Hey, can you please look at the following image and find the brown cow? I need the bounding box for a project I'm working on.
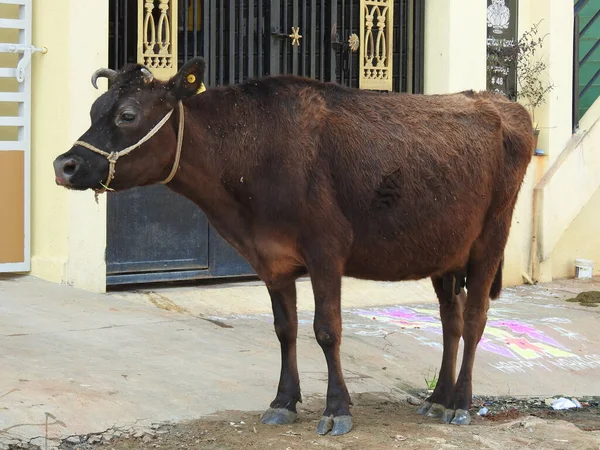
[53,58,533,436]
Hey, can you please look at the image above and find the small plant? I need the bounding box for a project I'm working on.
[424,367,438,391]
[487,20,555,130]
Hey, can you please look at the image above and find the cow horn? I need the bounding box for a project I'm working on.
[91,68,117,89]
[140,67,154,84]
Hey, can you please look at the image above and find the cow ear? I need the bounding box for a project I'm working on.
[169,57,206,100]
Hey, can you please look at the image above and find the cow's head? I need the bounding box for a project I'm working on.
[53,57,206,192]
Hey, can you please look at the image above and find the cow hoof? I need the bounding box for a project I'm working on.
[441,409,455,424]
[260,408,297,425]
[416,401,432,415]
[425,403,446,418]
[450,409,471,425]
[316,415,353,436]
[316,415,334,435]
[330,416,353,436]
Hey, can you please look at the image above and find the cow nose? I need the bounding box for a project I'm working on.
[61,158,80,177]
[53,155,83,184]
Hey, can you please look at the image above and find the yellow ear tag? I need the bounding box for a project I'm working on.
[186,74,196,84]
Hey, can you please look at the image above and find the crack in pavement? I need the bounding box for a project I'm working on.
[1,417,158,450]
[382,331,397,355]
[0,318,199,338]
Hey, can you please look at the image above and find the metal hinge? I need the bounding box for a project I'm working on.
[0,43,47,82]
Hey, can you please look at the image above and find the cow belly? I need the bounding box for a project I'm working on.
[343,213,481,281]
[344,239,471,281]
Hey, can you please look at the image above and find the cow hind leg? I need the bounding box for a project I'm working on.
[417,274,465,419]
[260,281,302,425]
[445,219,509,425]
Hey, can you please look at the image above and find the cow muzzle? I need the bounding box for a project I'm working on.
[53,154,85,188]
[71,101,185,193]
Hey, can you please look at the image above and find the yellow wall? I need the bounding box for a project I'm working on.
[552,185,600,278]
[502,163,536,286]
[512,1,600,284]
[517,1,574,165]
[507,1,593,285]
[31,0,108,292]
[505,1,579,286]
[424,0,487,93]
[545,34,600,279]
[535,97,600,281]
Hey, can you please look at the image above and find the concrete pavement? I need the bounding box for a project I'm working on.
[1,274,599,448]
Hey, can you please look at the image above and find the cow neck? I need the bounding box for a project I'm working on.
[167,135,252,256]
[165,93,255,244]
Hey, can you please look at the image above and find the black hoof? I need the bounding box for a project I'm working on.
[316,415,333,435]
[425,403,445,418]
[260,407,297,425]
[316,415,353,436]
[416,401,432,415]
[441,409,454,424]
[331,416,353,436]
[450,409,471,425]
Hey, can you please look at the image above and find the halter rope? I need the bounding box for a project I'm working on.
[74,100,185,191]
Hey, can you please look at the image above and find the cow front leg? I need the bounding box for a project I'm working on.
[310,267,352,436]
[260,281,302,425]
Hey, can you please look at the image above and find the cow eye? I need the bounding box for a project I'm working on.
[117,110,137,125]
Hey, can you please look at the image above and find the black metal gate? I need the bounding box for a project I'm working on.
[178,0,424,89]
[107,0,424,285]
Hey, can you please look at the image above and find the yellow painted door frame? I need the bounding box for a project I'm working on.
[138,0,179,80]
[359,0,394,91]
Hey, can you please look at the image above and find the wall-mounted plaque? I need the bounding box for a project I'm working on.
[486,0,519,100]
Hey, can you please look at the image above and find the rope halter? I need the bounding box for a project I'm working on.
[74,100,185,191]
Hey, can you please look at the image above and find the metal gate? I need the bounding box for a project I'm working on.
[106,0,424,285]
[0,0,44,273]
[180,0,424,90]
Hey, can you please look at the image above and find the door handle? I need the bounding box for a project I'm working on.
[0,44,48,82]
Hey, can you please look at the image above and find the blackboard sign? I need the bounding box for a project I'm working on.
[486,0,519,100]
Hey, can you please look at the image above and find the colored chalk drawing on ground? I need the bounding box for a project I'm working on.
[490,355,600,374]
[208,300,594,373]
[348,305,596,372]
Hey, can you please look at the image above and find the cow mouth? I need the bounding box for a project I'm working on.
[55,175,67,186]
[54,175,102,192]
[54,175,80,190]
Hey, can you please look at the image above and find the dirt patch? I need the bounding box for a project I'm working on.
[144,292,189,314]
[57,393,600,450]
[471,394,600,430]
[565,291,600,307]
[483,407,521,421]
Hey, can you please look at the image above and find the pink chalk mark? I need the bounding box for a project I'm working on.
[480,337,518,359]
[488,320,564,348]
